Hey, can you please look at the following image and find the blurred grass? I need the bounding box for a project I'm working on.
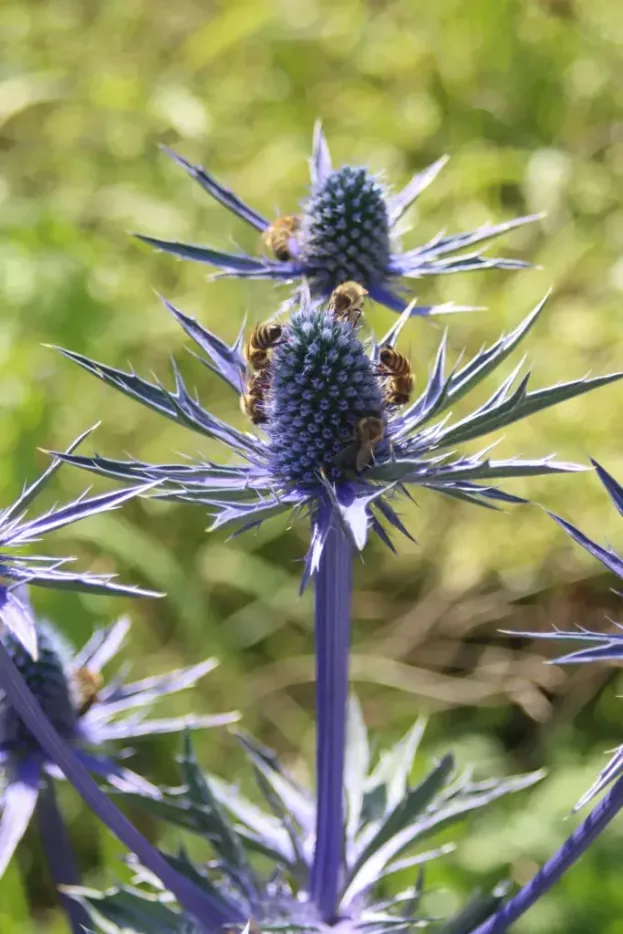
[1,0,623,931]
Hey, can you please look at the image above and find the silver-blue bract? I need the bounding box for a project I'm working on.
[52,292,620,587]
[505,461,623,811]
[136,123,539,316]
[0,429,159,658]
[0,597,237,882]
[66,710,543,934]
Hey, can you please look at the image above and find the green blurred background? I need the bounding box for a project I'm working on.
[1,0,623,930]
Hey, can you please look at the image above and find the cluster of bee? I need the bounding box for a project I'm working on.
[73,666,103,717]
[261,215,301,262]
[241,322,283,424]
[239,280,414,478]
[341,348,412,472]
[324,281,414,473]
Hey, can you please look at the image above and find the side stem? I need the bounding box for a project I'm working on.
[36,779,91,934]
[470,775,623,934]
[310,525,353,922]
[0,641,241,932]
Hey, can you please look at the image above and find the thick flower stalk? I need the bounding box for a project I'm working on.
[311,524,353,919]
[137,123,539,315]
[0,428,159,658]
[0,593,238,930]
[470,462,623,934]
[67,711,544,934]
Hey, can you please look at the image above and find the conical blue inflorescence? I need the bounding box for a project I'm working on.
[268,307,387,486]
[0,624,76,757]
[303,166,391,293]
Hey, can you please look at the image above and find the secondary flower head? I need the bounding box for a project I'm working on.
[68,711,542,934]
[137,123,539,316]
[0,430,159,659]
[53,290,621,587]
[506,462,623,811]
[0,595,238,879]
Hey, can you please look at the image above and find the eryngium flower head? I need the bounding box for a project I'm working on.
[68,713,541,934]
[136,123,539,316]
[0,622,76,755]
[302,165,391,293]
[0,595,238,878]
[53,291,621,587]
[269,308,386,485]
[505,462,623,811]
[0,429,160,658]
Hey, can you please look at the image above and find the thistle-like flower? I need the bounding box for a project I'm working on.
[137,124,539,316]
[0,596,237,929]
[51,287,621,921]
[0,430,159,659]
[67,711,543,934]
[52,291,620,579]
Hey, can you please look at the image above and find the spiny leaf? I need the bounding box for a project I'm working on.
[349,755,454,889]
[67,885,190,934]
[179,733,253,885]
[434,882,511,934]
[345,695,370,841]
[433,371,623,450]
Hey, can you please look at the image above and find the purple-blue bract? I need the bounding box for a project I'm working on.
[0,430,159,658]
[52,291,621,590]
[135,123,539,317]
[505,461,623,811]
[0,596,236,880]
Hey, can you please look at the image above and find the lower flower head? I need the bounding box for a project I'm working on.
[0,624,76,757]
[302,166,391,295]
[267,305,387,486]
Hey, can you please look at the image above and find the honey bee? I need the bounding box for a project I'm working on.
[327,281,368,327]
[261,215,301,262]
[74,666,103,717]
[241,371,270,424]
[378,346,414,406]
[244,323,283,373]
[353,415,385,471]
[337,415,385,473]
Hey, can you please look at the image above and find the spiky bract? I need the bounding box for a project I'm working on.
[135,125,539,317]
[69,715,542,934]
[52,292,623,581]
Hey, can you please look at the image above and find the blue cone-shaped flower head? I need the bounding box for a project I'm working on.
[0,428,161,658]
[269,307,387,485]
[53,290,622,587]
[0,593,238,879]
[0,623,76,758]
[136,123,540,316]
[504,462,623,811]
[302,165,391,294]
